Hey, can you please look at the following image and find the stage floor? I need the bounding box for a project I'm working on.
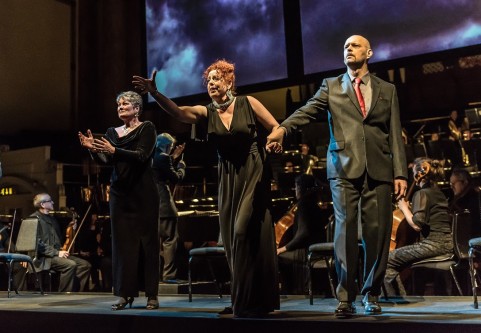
[1,291,481,333]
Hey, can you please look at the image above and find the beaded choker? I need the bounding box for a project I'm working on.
[212,90,235,111]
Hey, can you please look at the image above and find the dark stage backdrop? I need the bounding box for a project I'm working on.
[300,0,481,75]
[145,0,288,99]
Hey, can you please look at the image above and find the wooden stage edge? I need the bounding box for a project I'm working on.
[1,292,481,333]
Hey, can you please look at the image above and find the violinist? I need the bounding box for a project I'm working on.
[384,158,452,296]
[30,193,91,292]
[277,174,326,294]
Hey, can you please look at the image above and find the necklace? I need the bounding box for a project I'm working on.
[212,90,235,111]
[123,123,139,134]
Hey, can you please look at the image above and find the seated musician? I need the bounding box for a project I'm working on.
[30,193,91,292]
[277,174,326,294]
[76,213,113,291]
[300,143,318,175]
[449,168,481,237]
[384,157,452,296]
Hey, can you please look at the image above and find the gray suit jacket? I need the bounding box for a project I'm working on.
[282,73,407,182]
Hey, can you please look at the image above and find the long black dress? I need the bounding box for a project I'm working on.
[102,121,160,298]
[202,96,279,317]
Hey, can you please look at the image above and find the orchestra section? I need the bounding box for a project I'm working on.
[1,109,481,293]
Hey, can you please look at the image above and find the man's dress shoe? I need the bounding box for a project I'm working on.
[335,301,356,317]
[362,295,382,315]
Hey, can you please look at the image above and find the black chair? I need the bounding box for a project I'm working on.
[187,241,229,302]
[410,210,472,296]
[0,217,44,297]
[306,215,364,304]
[468,237,481,308]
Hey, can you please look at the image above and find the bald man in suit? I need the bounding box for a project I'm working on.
[267,35,408,317]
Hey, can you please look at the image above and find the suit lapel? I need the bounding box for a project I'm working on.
[369,75,381,114]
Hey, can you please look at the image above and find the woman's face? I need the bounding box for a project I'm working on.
[117,97,139,121]
[206,70,231,101]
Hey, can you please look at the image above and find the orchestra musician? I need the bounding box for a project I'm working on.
[384,158,452,296]
[449,168,481,237]
[277,174,326,294]
[300,143,319,175]
[76,213,113,292]
[447,110,468,167]
[152,133,186,283]
[30,193,91,292]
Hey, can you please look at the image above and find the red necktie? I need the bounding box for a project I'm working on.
[354,77,366,118]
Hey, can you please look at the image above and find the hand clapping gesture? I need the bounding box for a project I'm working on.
[78,130,115,154]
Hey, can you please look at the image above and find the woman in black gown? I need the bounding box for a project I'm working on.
[133,60,281,318]
[78,91,160,310]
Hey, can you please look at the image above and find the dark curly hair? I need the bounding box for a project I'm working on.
[413,157,445,185]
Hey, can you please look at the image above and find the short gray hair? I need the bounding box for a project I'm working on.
[116,91,143,115]
[33,193,50,208]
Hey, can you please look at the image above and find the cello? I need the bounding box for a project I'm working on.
[275,202,297,248]
[390,162,430,251]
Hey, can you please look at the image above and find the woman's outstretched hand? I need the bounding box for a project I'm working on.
[78,129,95,150]
[132,70,158,95]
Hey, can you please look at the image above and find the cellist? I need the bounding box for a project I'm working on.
[384,158,453,296]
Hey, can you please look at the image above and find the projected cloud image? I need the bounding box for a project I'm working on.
[300,0,481,75]
[146,0,287,98]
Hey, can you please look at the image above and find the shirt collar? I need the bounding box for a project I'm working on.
[348,72,370,85]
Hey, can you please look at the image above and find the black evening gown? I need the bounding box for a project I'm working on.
[103,121,160,298]
[203,96,279,316]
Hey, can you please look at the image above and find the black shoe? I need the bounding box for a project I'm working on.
[146,296,159,310]
[218,306,233,315]
[362,295,382,315]
[111,297,134,311]
[335,301,356,317]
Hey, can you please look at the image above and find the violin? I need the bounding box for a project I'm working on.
[62,209,78,252]
[61,205,92,253]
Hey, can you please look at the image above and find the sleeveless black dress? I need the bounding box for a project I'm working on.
[203,96,279,316]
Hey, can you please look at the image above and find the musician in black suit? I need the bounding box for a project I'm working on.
[152,133,186,282]
[30,193,91,292]
[268,35,408,316]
